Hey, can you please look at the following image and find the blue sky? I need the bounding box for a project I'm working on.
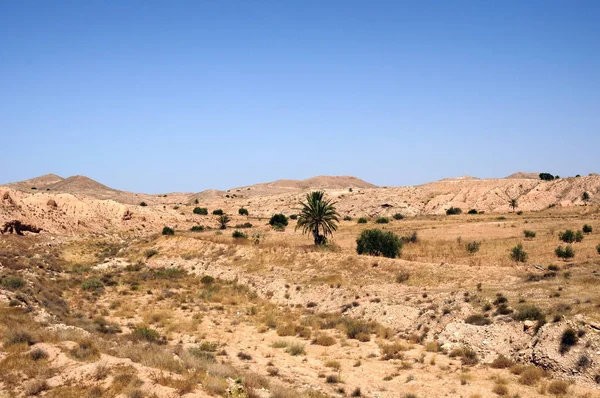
[1,1,599,193]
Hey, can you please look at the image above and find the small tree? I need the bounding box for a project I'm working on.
[232,230,247,239]
[582,224,592,234]
[582,192,590,202]
[238,208,249,216]
[555,245,575,260]
[539,173,555,181]
[510,244,527,263]
[212,209,224,215]
[509,198,518,212]
[218,215,230,230]
[139,202,148,207]
[269,214,289,229]
[162,226,175,236]
[193,207,208,215]
[295,191,339,245]
[467,209,478,215]
[356,229,402,258]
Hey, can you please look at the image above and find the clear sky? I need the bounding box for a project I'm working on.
[1,1,599,193]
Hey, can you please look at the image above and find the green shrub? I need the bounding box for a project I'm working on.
[465,241,481,254]
[193,207,208,215]
[555,245,575,260]
[194,199,199,204]
[139,202,148,206]
[212,209,224,215]
[357,217,367,224]
[289,214,298,220]
[343,216,352,221]
[1,276,25,290]
[559,328,577,353]
[82,278,103,291]
[162,226,175,235]
[446,207,462,215]
[132,326,161,343]
[597,244,600,255]
[558,229,582,243]
[144,249,159,258]
[583,224,592,234]
[539,173,555,181]
[523,230,536,238]
[238,208,249,216]
[234,222,253,229]
[467,209,478,215]
[582,191,590,202]
[510,244,527,263]
[190,225,204,232]
[269,214,288,228]
[201,275,214,284]
[375,217,389,224]
[356,229,403,258]
[402,231,418,244]
[513,305,545,323]
[393,213,404,220]
[232,230,247,239]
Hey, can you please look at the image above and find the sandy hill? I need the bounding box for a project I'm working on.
[7,173,64,190]
[438,175,480,182]
[505,172,540,179]
[231,175,377,197]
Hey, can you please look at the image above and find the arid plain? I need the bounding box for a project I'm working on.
[1,173,599,398]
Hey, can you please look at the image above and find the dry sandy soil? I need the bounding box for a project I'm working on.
[1,173,599,398]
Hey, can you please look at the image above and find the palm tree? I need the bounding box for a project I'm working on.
[509,198,518,212]
[296,191,340,245]
[218,215,230,230]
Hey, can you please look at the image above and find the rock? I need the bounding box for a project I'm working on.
[523,320,535,330]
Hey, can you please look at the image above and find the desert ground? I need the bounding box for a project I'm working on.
[1,173,599,398]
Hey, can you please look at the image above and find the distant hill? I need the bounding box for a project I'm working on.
[230,175,377,197]
[7,173,64,190]
[505,172,540,180]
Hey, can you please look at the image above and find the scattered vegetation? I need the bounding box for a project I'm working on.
[555,245,575,260]
[375,217,389,224]
[295,191,339,245]
[212,209,224,215]
[510,244,527,263]
[357,217,367,224]
[446,207,462,215]
[232,230,247,239]
[582,224,592,234]
[193,207,208,215]
[162,226,175,235]
[218,215,231,229]
[393,213,404,220]
[269,213,289,229]
[465,241,481,254]
[238,207,249,216]
[523,230,536,239]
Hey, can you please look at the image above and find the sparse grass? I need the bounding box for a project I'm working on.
[286,343,306,356]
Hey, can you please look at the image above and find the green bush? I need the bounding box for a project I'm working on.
[467,209,478,215]
[232,230,247,239]
[81,278,103,291]
[558,229,583,243]
[212,209,224,215]
[193,207,208,215]
[523,230,536,239]
[238,208,249,216]
[139,202,148,207]
[539,173,555,181]
[513,305,546,323]
[357,217,367,224]
[200,275,214,284]
[343,216,352,221]
[289,214,298,220]
[597,244,600,255]
[269,214,288,228]
[465,241,481,254]
[559,328,577,353]
[1,276,25,290]
[356,229,403,258]
[402,231,418,244]
[162,226,175,235]
[583,224,592,234]
[132,326,161,343]
[190,225,204,232]
[582,191,590,201]
[392,213,404,220]
[375,217,389,224]
[234,222,253,229]
[510,244,527,263]
[555,245,575,260]
[446,207,462,215]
